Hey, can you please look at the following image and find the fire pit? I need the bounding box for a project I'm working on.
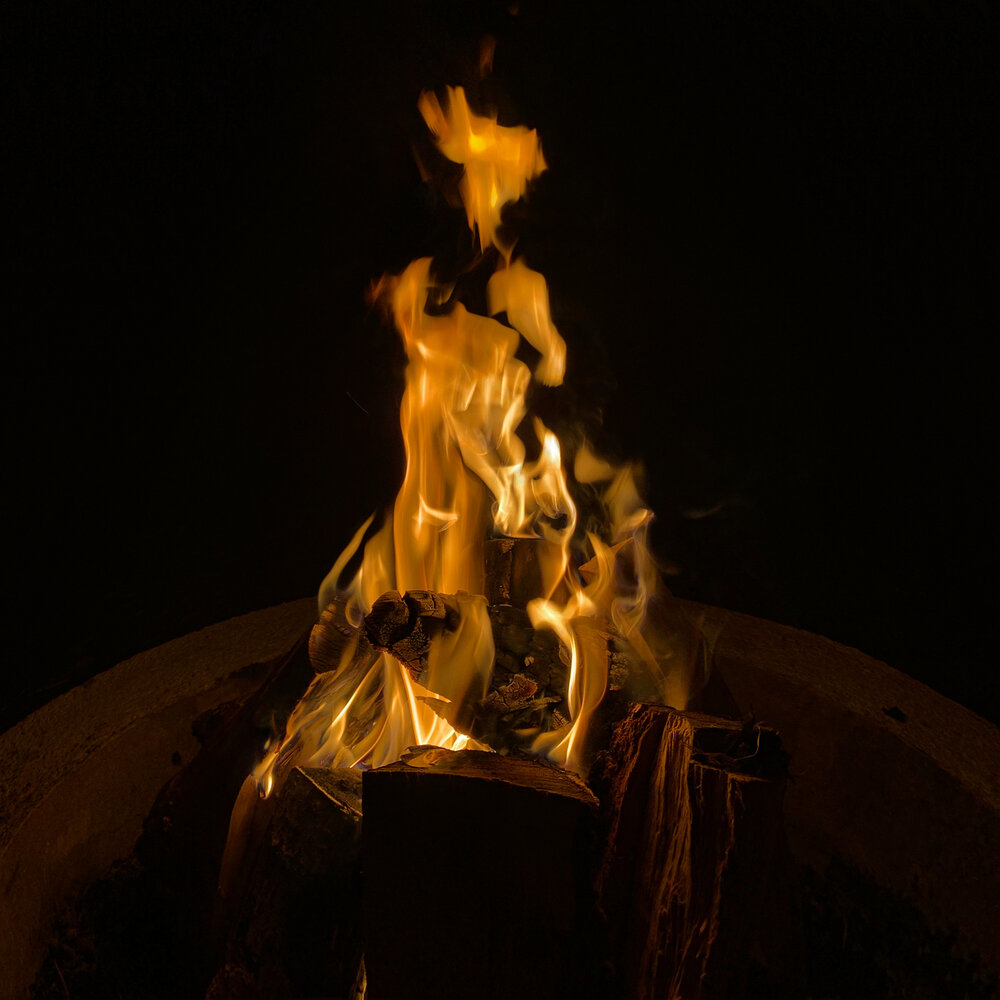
[7,62,997,1000]
[2,599,998,999]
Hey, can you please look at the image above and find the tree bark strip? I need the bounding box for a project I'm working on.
[594,705,788,1000]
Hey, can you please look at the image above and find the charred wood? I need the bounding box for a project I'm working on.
[362,748,605,1000]
[364,589,460,674]
[594,705,789,1000]
[309,591,598,739]
[308,597,375,675]
[207,767,363,1000]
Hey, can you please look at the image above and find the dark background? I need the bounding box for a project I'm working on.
[6,1,997,731]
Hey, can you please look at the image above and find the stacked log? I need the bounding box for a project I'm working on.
[207,537,791,997]
[209,703,789,999]
[354,710,788,999]
[594,705,789,999]
[362,748,604,1000]
[207,767,364,1000]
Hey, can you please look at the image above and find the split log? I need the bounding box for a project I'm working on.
[594,705,788,1000]
[207,766,363,1000]
[362,748,606,1000]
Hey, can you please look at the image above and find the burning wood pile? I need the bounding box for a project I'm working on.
[197,73,792,1000]
[210,671,787,1000]
[16,69,790,1000]
[16,43,1000,1000]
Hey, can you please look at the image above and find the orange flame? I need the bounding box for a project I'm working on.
[255,84,673,791]
[418,87,547,254]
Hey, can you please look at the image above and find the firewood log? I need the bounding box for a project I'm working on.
[207,766,363,1000]
[362,748,606,1000]
[594,705,789,1000]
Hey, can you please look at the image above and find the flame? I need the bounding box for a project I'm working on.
[255,83,678,792]
[418,87,546,254]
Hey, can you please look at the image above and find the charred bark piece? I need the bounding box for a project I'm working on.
[362,749,605,1000]
[479,671,540,711]
[207,767,363,1000]
[594,705,788,1000]
[361,589,460,676]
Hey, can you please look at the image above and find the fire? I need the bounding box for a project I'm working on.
[255,84,666,792]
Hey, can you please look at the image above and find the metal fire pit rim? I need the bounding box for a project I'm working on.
[0,597,317,854]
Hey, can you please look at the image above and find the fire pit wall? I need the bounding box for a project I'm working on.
[1,597,998,998]
[0,599,316,1000]
[695,600,1000,975]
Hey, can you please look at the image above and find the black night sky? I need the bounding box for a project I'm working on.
[7,1,997,730]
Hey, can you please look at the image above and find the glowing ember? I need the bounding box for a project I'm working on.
[255,83,665,792]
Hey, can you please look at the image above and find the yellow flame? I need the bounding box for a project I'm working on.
[418,87,546,253]
[255,83,681,791]
[488,259,566,386]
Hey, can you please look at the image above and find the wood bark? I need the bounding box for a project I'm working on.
[362,748,606,1000]
[594,704,788,1000]
[207,766,364,1000]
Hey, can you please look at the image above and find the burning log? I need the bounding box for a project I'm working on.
[310,591,570,712]
[309,586,657,764]
[364,588,460,674]
[309,591,457,676]
[208,766,363,1000]
[362,748,606,1000]
[594,704,789,1000]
